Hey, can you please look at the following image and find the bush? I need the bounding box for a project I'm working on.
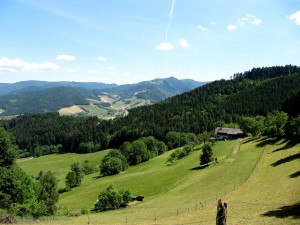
[65,171,77,189]
[94,185,132,211]
[82,160,97,175]
[100,157,123,176]
[166,144,194,164]
[100,150,128,176]
[128,140,149,165]
[65,163,84,189]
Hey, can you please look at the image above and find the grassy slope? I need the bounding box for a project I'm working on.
[17,138,300,225]
[154,137,300,225]
[17,150,110,190]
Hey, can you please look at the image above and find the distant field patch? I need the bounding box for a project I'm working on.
[80,104,108,115]
[58,105,83,115]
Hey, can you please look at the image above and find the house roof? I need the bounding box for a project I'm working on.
[215,127,244,135]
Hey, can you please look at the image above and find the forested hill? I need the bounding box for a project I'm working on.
[113,65,300,140]
[0,87,92,116]
[0,77,205,116]
[3,65,300,155]
[0,80,118,96]
[93,77,207,103]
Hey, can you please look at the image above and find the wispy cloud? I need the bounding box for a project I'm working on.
[156,0,176,51]
[165,0,176,41]
[0,57,60,72]
[179,39,189,48]
[169,0,176,18]
[289,11,300,25]
[56,54,75,61]
[228,14,262,31]
[155,42,174,51]
[227,24,237,31]
[198,25,208,32]
[238,14,262,26]
[97,56,107,62]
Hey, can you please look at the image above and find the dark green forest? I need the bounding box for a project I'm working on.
[2,65,300,157]
[0,87,91,116]
[0,77,205,116]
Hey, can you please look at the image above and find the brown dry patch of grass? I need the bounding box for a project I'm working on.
[59,105,83,115]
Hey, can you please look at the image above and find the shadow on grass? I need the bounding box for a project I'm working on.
[190,165,209,170]
[93,175,104,179]
[262,202,300,219]
[290,171,300,178]
[256,137,281,148]
[272,138,300,153]
[241,136,261,144]
[271,152,300,167]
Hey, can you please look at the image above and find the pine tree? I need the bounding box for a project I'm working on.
[200,144,213,166]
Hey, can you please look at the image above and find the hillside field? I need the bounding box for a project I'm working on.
[17,138,300,224]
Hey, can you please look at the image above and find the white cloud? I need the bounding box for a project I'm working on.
[179,39,189,48]
[198,25,208,31]
[56,54,75,61]
[289,11,300,25]
[252,18,262,25]
[0,57,60,72]
[237,14,262,26]
[155,42,174,51]
[228,14,262,31]
[97,56,107,62]
[227,24,237,31]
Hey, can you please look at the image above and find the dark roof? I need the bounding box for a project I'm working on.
[215,127,244,135]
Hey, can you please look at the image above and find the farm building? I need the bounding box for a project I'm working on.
[215,127,244,140]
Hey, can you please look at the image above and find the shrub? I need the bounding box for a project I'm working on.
[100,150,128,176]
[82,160,97,175]
[94,185,132,211]
[100,157,123,176]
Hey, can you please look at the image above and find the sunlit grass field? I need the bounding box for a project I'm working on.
[17,138,300,224]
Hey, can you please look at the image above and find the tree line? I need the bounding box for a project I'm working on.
[0,127,59,218]
[2,65,300,158]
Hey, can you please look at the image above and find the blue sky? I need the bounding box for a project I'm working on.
[0,0,299,84]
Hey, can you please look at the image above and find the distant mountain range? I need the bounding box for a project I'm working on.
[0,77,208,117]
[0,81,118,96]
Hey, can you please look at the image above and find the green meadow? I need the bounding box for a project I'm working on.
[17,138,300,225]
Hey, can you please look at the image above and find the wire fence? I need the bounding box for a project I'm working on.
[39,196,300,225]
[15,143,300,225]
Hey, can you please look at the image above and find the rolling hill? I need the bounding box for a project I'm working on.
[17,137,300,224]
[0,80,118,96]
[3,65,300,155]
[0,77,206,117]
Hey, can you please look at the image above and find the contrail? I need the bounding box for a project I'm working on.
[165,0,176,41]
[169,0,176,18]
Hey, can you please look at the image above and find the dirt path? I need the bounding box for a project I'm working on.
[232,139,242,155]
[225,139,242,163]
